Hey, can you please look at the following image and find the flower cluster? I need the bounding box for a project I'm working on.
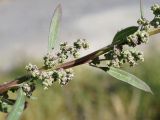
[44,39,89,68]
[39,68,73,89]
[25,64,40,77]
[25,39,89,91]
[137,18,150,31]
[151,4,160,16]
[92,45,144,68]
[110,47,143,67]
[25,64,74,90]
[91,18,151,69]
[43,54,57,68]
[127,30,149,47]
[151,4,160,28]
[22,83,35,97]
[56,68,74,85]
[128,4,160,47]
[121,49,144,66]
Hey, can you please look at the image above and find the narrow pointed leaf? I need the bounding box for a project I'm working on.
[48,4,62,51]
[112,26,138,44]
[100,67,153,93]
[140,0,144,19]
[7,88,26,120]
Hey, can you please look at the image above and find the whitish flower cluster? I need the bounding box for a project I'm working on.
[56,68,74,85]
[91,12,153,69]
[127,30,149,47]
[25,63,74,90]
[25,63,40,77]
[43,54,57,68]
[121,49,144,66]
[137,18,150,31]
[43,39,89,68]
[25,39,88,90]
[151,4,160,28]
[39,68,73,89]
[92,45,144,68]
[90,4,160,70]
[151,4,160,16]
[22,83,35,97]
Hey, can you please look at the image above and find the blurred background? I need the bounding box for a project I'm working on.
[0,0,160,120]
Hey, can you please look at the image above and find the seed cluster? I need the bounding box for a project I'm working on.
[25,39,89,92]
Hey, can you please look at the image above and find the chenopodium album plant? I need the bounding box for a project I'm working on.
[0,2,160,120]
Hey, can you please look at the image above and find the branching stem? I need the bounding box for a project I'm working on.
[0,28,159,93]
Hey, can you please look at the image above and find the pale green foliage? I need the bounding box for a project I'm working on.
[107,67,152,93]
[48,4,62,52]
[7,88,26,120]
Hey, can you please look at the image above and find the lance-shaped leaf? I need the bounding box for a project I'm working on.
[112,26,138,44]
[7,88,26,120]
[100,67,153,94]
[140,0,144,19]
[48,4,62,52]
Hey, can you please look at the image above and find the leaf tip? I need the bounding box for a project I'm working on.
[48,3,62,52]
[55,4,62,14]
[146,87,154,95]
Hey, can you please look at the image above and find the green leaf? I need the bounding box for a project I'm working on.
[140,0,144,19]
[100,67,153,94]
[112,26,138,44]
[7,88,26,120]
[48,4,62,52]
